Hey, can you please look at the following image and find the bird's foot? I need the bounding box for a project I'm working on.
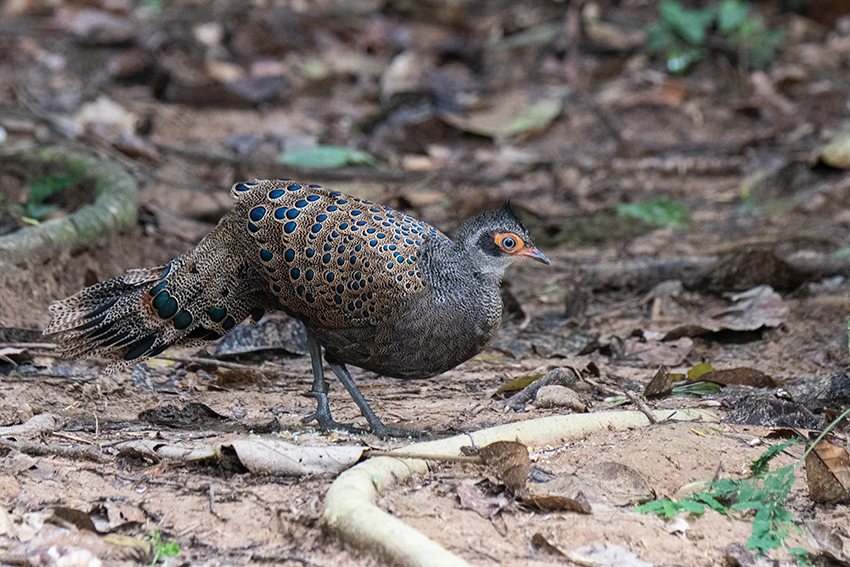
[301,391,368,434]
[302,391,426,439]
[369,423,428,440]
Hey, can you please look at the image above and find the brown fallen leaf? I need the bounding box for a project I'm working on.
[622,337,693,367]
[478,440,530,496]
[644,365,673,397]
[578,462,655,506]
[456,480,511,519]
[531,533,566,557]
[522,476,592,513]
[698,367,775,389]
[806,440,850,503]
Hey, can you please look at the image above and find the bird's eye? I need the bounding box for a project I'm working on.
[495,232,523,253]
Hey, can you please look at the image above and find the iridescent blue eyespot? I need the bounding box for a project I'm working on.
[326,273,335,282]
[295,200,308,208]
[297,285,305,295]
[305,293,315,303]
[284,222,297,233]
[173,309,193,330]
[260,249,273,262]
[334,295,342,304]
[248,222,260,233]
[152,290,170,310]
[284,249,295,262]
[340,223,348,229]
[311,224,322,233]
[274,208,287,220]
[290,268,300,279]
[323,253,331,263]
[351,210,361,216]
[149,281,167,296]
[337,257,345,266]
[306,248,315,257]
[377,233,386,238]
[208,306,227,323]
[336,284,344,293]
[357,221,366,226]
[158,297,178,319]
[307,195,320,202]
[387,263,393,269]
[306,270,314,281]
[369,240,377,246]
[269,189,285,199]
[288,185,302,191]
[234,182,252,192]
[250,207,266,222]
[317,214,328,222]
[331,192,342,197]
[366,228,376,234]
[328,206,338,212]
[310,185,323,189]
[337,199,348,204]
[286,209,300,219]
[337,245,346,253]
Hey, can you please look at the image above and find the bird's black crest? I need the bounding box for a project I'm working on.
[501,200,519,222]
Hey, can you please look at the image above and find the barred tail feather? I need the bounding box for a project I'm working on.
[44,222,272,371]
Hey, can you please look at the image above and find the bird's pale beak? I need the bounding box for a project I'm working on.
[522,245,550,265]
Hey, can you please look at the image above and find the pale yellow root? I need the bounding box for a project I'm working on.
[323,409,721,567]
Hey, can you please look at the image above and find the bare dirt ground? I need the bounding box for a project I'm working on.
[2,0,850,565]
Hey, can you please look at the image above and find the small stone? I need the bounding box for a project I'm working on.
[535,385,586,411]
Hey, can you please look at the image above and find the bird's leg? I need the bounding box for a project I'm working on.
[301,330,364,433]
[329,362,426,440]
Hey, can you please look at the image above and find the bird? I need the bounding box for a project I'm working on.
[44,179,550,438]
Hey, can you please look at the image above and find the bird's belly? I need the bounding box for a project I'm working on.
[314,307,501,379]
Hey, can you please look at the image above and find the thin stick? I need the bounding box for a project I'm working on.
[626,390,657,424]
[365,450,484,464]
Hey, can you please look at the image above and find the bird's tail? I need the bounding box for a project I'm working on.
[44,219,273,371]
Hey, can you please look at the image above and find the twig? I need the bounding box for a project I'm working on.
[583,377,627,398]
[52,431,94,445]
[0,438,109,463]
[625,390,657,424]
[365,449,484,464]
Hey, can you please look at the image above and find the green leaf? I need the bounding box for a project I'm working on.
[28,174,76,204]
[660,1,713,44]
[671,381,721,397]
[687,362,715,380]
[277,146,377,169]
[616,198,689,229]
[717,0,751,33]
[749,439,796,477]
